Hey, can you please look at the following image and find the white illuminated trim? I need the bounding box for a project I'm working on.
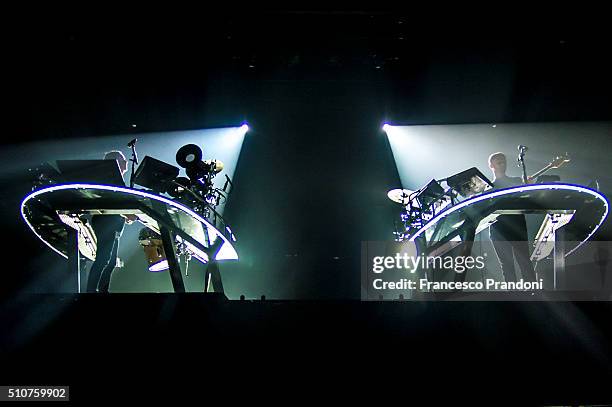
[451,220,466,229]
[149,260,169,272]
[184,240,209,263]
[408,183,609,257]
[21,183,239,261]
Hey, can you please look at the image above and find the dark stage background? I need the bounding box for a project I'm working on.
[3,14,612,299]
[1,12,612,402]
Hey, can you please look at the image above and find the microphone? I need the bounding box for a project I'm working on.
[127,138,139,166]
[223,174,233,193]
[518,144,528,152]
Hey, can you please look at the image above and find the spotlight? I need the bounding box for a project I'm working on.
[382,123,391,132]
[240,123,249,133]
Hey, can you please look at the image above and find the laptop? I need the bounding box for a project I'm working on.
[56,160,126,187]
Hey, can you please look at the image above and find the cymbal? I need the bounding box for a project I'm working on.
[204,159,224,174]
[387,188,414,205]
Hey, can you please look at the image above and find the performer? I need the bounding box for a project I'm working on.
[87,150,136,293]
[487,152,536,282]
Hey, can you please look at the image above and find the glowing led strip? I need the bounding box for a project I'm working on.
[149,260,169,272]
[408,183,609,257]
[21,183,238,261]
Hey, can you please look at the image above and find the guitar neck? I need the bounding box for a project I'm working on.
[530,164,553,180]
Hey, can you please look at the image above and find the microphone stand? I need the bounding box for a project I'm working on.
[128,140,139,188]
[517,145,528,184]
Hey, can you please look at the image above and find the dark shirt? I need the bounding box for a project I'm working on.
[492,175,523,190]
[490,175,527,239]
[91,169,126,235]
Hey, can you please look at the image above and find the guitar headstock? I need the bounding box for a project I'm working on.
[550,153,570,169]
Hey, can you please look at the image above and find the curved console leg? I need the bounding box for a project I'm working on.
[204,261,224,294]
[554,227,566,290]
[159,224,185,293]
[203,238,225,294]
[66,226,81,293]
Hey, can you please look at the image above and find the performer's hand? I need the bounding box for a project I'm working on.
[526,176,535,184]
[123,214,138,224]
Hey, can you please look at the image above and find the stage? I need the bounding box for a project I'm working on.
[4,11,612,404]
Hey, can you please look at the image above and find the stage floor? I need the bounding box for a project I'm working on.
[1,294,611,402]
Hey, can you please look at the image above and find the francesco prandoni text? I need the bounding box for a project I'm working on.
[373,278,544,291]
[371,254,543,290]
